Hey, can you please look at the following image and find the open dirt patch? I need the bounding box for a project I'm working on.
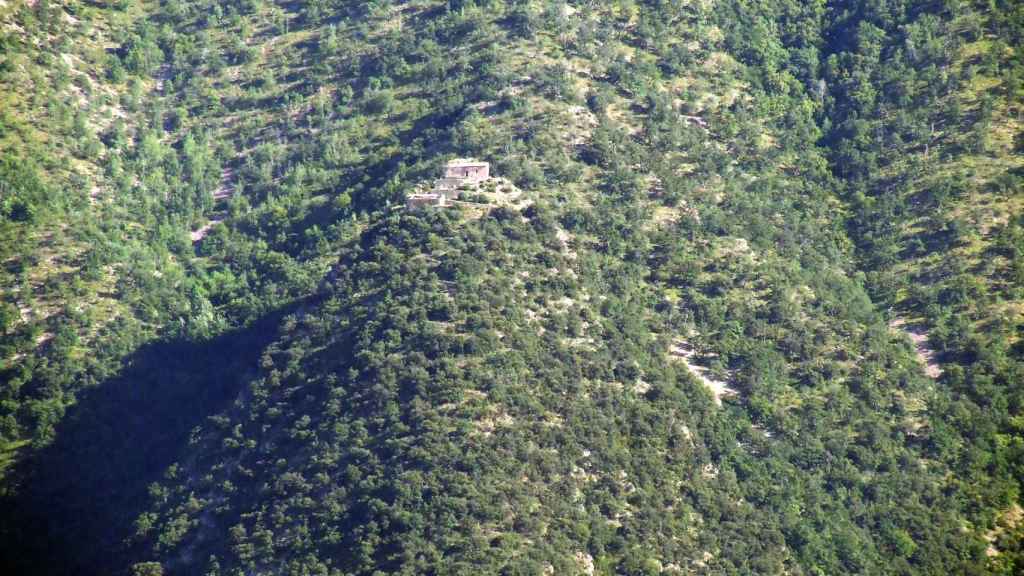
[985,503,1023,557]
[890,318,943,379]
[669,338,735,405]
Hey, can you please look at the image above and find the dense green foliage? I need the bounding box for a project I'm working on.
[1,0,1022,574]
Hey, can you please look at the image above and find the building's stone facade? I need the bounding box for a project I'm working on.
[444,159,490,181]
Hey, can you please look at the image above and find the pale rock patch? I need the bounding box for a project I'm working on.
[669,338,735,405]
[890,318,943,379]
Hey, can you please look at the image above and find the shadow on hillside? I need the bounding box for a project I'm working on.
[0,302,305,576]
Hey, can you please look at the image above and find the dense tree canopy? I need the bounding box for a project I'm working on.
[0,0,1021,574]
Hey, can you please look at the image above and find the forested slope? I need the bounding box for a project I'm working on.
[0,0,237,475]
[1,0,1022,574]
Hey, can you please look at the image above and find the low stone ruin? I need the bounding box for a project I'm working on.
[406,158,491,210]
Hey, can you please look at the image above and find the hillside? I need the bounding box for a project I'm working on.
[1,0,1022,574]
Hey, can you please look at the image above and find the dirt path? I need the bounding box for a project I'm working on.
[555,226,576,260]
[890,318,943,379]
[669,338,735,405]
[154,63,172,94]
[213,167,234,201]
[190,216,224,242]
[192,168,234,243]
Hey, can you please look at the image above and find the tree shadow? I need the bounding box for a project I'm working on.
[0,302,304,575]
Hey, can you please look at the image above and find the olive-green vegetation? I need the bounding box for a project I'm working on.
[0,0,1022,574]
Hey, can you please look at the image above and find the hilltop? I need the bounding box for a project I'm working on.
[0,0,1022,574]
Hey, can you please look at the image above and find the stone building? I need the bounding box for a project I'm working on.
[444,159,490,181]
[433,177,464,197]
[407,158,492,210]
[406,193,445,210]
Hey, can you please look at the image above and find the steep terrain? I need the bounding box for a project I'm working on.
[0,0,229,475]
[1,0,1023,574]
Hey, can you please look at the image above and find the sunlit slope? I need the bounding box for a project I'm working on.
[0,0,1022,574]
